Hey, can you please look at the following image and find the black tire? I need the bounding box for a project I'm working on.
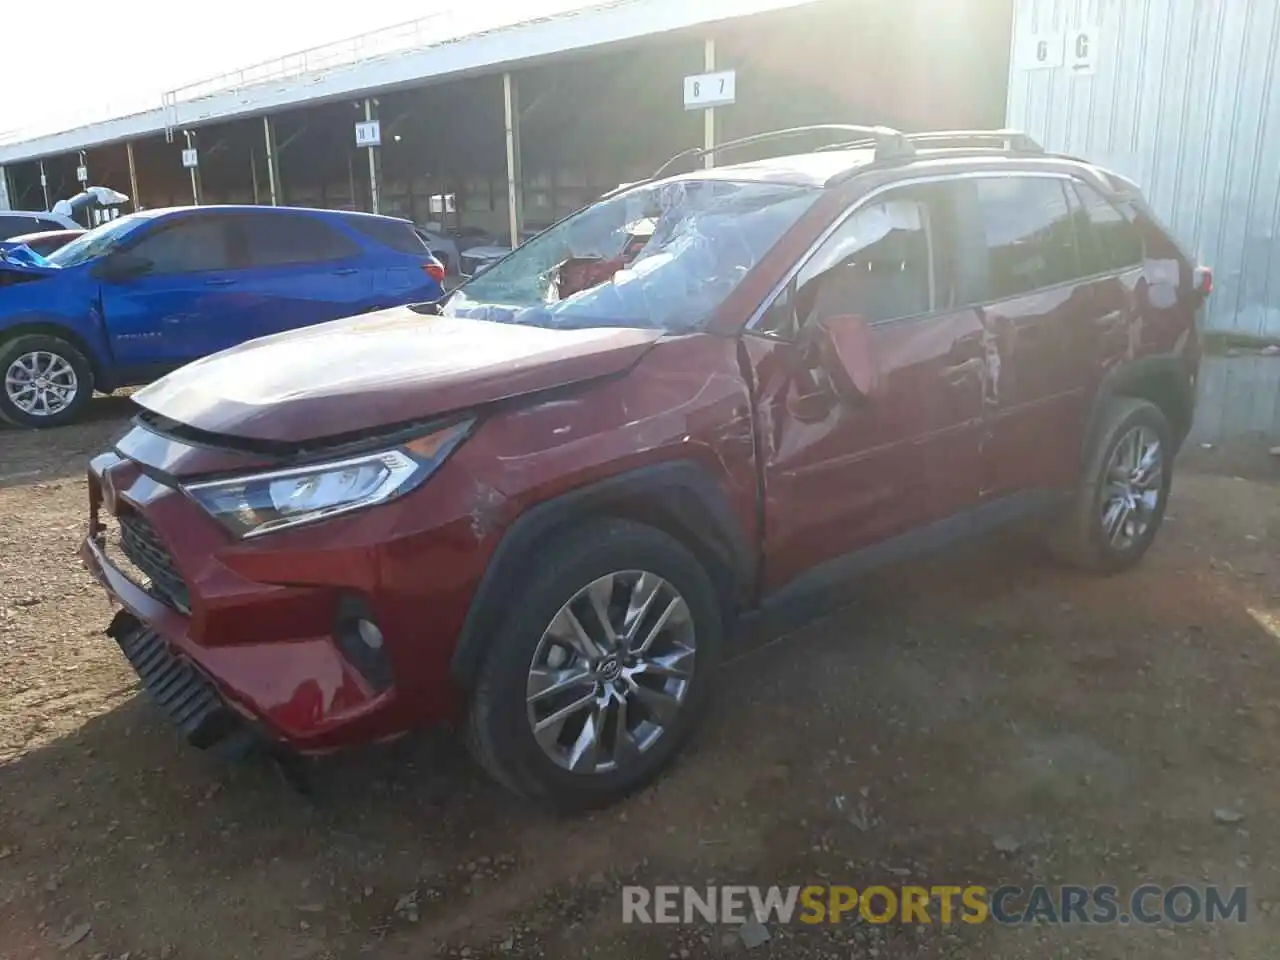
[466,518,723,811]
[0,334,94,429]
[1050,397,1174,573]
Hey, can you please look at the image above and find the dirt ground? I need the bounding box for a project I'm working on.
[1,397,1278,960]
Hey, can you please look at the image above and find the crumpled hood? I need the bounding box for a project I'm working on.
[132,305,663,444]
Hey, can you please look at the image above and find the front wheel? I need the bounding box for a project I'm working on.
[0,334,94,429]
[1050,397,1173,573]
[466,519,723,811]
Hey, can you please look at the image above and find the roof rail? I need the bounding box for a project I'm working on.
[650,124,914,179]
[817,128,1044,155]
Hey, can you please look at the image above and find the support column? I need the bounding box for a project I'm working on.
[184,132,201,206]
[263,115,280,206]
[38,160,50,210]
[126,142,141,211]
[703,39,716,169]
[502,71,523,250]
[364,98,380,215]
[250,146,260,205]
[0,166,11,211]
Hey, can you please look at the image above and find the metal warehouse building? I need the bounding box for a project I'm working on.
[0,0,1012,245]
[3,0,1279,351]
[1008,0,1280,344]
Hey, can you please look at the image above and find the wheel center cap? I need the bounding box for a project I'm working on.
[597,656,621,681]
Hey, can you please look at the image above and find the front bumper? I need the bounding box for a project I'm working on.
[80,449,451,755]
[105,608,249,754]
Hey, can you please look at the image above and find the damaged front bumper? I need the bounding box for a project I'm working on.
[105,609,255,757]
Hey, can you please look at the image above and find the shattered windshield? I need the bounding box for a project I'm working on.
[46,213,152,268]
[444,179,819,332]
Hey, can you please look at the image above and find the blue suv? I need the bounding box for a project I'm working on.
[0,205,445,428]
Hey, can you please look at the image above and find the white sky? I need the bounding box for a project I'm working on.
[3,1,455,137]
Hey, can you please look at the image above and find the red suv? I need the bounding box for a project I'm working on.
[82,127,1209,809]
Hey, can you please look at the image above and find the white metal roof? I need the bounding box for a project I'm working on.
[0,0,820,166]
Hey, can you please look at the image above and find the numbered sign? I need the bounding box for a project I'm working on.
[1068,28,1099,74]
[1015,32,1065,70]
[355,120,382,148]
[684,70,736,110]
[181,148,199,169]
[76,165,88,183]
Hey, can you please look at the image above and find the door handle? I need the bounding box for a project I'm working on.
[941,357,984,386]
[332,268,359,276]
[204,277,236,287]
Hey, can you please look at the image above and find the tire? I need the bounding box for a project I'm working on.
[466,518,724,811]
[1049,397,1174,573]
[0,334,94,429]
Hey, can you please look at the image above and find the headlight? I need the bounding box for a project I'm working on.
[184,419,473,538]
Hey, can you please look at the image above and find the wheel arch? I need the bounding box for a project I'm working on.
[449,460,754,688]
[0,320,106,391]
[1085,355,1195,458]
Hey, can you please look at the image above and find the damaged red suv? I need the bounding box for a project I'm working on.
[83,127,1209,809]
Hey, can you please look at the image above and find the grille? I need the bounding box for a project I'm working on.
[113,511,191,613]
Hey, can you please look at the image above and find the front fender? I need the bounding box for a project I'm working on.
[449,459,753,687]
[0,271,115,381]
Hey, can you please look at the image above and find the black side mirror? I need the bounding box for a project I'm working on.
[93,251,152,281]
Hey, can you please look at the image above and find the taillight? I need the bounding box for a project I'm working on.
[423,261,446,284]
[1194,265,1213,296]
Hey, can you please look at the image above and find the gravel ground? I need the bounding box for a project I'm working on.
[1,397,1278,960]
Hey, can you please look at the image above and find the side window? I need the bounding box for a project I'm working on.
[37,218,67,232]
[0,216,35,239]
[1071,182,1144,274]
[129,217,235,274]
[975,177,1079,298]
[241,214,359,267]
[761,191,935,337]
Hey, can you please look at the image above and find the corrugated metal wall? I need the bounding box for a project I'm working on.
[1006,0,1280,340]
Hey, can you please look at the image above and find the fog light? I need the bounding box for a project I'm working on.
[335,596,393,693]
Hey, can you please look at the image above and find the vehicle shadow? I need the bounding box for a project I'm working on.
[0,395,135,489]
[1,510,1276,959]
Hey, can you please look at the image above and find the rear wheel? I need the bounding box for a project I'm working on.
[0,334,94,429]
[1050,397,1173,573]
[466,519,723,811]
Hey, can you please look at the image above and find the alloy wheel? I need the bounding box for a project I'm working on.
[525,570,696,775]
[4,351,79,417]
[1100,425,1163,551]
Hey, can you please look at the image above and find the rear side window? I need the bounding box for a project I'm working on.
[345,218,430,255]
[36,218,66,232]
[974,177,1079,298]
[241,214,359,266]
[129,217,236,274]
[0,216,39,239]
[1071,182,1144,274]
